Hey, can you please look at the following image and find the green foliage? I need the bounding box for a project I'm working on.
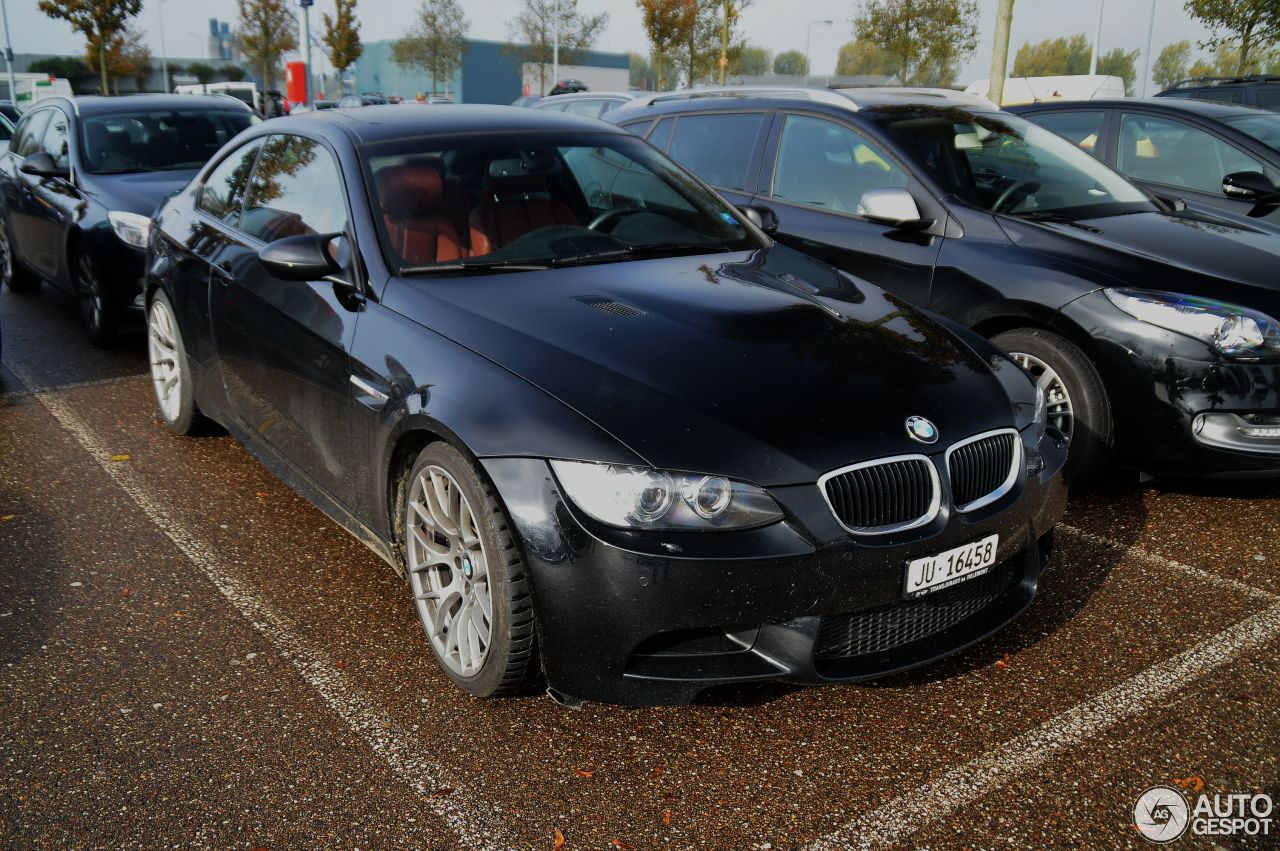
[835,37,897,77]
[223,66,247,82]
[37,0,142,94]
[852,0,978,86]
[772,49,808,76]
[636,0,697,90]
[1184,0,1280,72]
[1152,40,1192,89]
[1012,34,1091,77]
[322,0,363,75]
[737,45,771,76]
[1097,47,1141,95]
[28,56,93,82]
[236,0,298,107]
[393,0,468,94]
[188,62,217,84]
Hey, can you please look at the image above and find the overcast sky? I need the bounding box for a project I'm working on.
[10,0,1217,94]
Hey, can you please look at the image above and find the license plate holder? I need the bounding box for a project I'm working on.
[903,533,999,599]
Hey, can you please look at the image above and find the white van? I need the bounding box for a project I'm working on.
[175,81,261,112]
[965,75,1127,106]
[8,75,74,106]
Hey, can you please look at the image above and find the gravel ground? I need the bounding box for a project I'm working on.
[2,287,1277,850]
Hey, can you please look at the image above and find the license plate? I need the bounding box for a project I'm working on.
[904,534,999,599]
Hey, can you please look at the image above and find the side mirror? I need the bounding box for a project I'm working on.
[258,233,345,281]
[20,151,69,180]
[738,203,779,235]
[857,188,934,230]
[1223,171,1280,206]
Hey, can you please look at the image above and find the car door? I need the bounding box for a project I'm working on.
[660,110,773,210]
[2,108,52,268]
[756,111,944,305]
[1114,110,1275,221]
[21,107,79,284]
[207,132,362,503]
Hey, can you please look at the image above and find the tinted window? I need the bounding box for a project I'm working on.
[1118,113,1263,193]
[80,109,256,174]
[241,135,348,243]
[1255,88,1280,110]
[1195,87,1244,104]
[646,117,674,152]
[668,113,765,191]
[13,109,51,158]
[563,99,608,117]
[772,114,908,214]
[1159,90,1196,99]
[40,111,70,170]
[1025,110,1105,155]
[197,139,264,226]
[1226,113,1280,154]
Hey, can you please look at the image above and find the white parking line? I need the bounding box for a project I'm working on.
[0,371,149,399]
[9,366,515,850]
[1059,524,1278,602]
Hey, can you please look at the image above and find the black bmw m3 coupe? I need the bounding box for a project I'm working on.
[144,105,1067,706]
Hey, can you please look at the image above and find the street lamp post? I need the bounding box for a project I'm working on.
[0,0,16,105]
[805,19,832,86]
[1141,0,1157,96]
[551,0,560,93]
[1089,0,1105,76]
[157,0,169,93]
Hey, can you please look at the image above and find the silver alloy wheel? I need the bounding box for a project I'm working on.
[0,227,11,286]
[406,465,493,677]
[1008,350,1074,442]
[76,252,102,329]
[147,296,183,423]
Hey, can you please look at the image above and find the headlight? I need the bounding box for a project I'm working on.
[549,460,784,530]
[107,211,152,249]
[1105,288,1280,358]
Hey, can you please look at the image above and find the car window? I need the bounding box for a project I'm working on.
[1025,110,1105,155]
[668,112,766,191]
[1159,90,1196,99]
[1255,88,1280,110]
[13,109,51,158]
[241,135,348,243]
[537,100,569,112]
[563,99,607,117]
[1195,88,1244,104]
[79,109,256,174]
[1225,113,1280,154]
[771,114,908,214]
[40,111,70,170]
[197,138,265,227]
[646,117,674,152]
[1118,113,1263,193]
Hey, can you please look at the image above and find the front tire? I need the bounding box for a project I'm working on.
[147,288,208,435]
[402,442,540,698]
[73,246,121,346]
[993,327,1112,486]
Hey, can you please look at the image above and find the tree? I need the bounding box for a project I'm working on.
[28,56,93,86]
[393,0,468,95]
[38,0,142,95]
[1152,40,1192,89]
[1188,57,1216,77]
[628,52,655,89]
[836,37,897,77]
[1012,34,1092,77]
[637,0,698,91]
[322,0,363,95]
[85,24,150,92]
[773,49,808,76]
[737,45,770,76]
[188,62,217,84]
[506,0,608,95]
[852,0,978,87]
[1185,0,1280,74]
[713,0,751,84]
[223,66,247,82]
[673,0,721,86]
[236,0,298,114]
[1097,46,1141,94]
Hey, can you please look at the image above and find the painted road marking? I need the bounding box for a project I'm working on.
[8,365,516,850]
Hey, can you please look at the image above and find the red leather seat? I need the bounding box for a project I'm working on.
[376,163,465,265]
[469,173,578,256]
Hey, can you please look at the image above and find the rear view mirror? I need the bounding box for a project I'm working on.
[857,188,934,230]
[258,233,345,281]
[19,151,69,180]
[1223,171,1280,206]
[738,204,779,235]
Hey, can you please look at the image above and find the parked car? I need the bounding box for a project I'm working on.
[1156,74,1280,110]
[533,90,635,118]
[548,79,588,96]
[613,86,1280,482]
[1012,98,1280,228]
[339,94,390,108]
[312,100,340,111]
[0,100,21,124]
[144,105,1065,706]
[510,95,542,108]
[0,95,257,343]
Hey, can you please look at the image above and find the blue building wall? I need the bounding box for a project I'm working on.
[352,38,628,105]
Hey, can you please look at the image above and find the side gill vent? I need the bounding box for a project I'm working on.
[573,295,646,317]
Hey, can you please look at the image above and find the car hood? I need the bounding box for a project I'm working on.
[81,169,199,217]
[393,247,1020,486]
[996,209,1280,313]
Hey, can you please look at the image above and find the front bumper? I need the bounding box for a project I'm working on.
[481,430,1067,706]
[1059,292,1280,478]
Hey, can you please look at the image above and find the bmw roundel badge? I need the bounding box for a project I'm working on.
[906,416,939,444]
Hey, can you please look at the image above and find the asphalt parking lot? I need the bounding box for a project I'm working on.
[2,286,1278,850]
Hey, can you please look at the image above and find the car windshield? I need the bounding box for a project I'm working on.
[871,107,1155,219]
[362,131,759,273]
[1225,113,1280,154]
[80,109,256,174]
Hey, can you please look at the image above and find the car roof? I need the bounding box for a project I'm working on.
[614,85,997,119]
[36,94,254,117]
[1011,97,1270,119]
[281,103,631,144]
[535,91,635,103]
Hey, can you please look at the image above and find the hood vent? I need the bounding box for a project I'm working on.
[574,295,646,317]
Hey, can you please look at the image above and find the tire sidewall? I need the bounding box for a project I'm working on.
[74,246,118,345]
[148,288,200,435]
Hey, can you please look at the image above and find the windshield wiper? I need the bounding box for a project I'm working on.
[549,242,731,267]
[399,259,551,276]
[1008,210,1081,223]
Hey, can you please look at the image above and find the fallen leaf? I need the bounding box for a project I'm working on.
[0,514,15,522]
[574,769,594,778]
[994,653,1010,670]
[1174,775,1205,794]
[172,610,187,618]
[336,659,346,670]
[553,828,565,850]
[662,809,672,826]
[431,787,455,797]
[110,454,131,462]
[609,841,634,850]
[121,588,130,598]
[256,491,269,497]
